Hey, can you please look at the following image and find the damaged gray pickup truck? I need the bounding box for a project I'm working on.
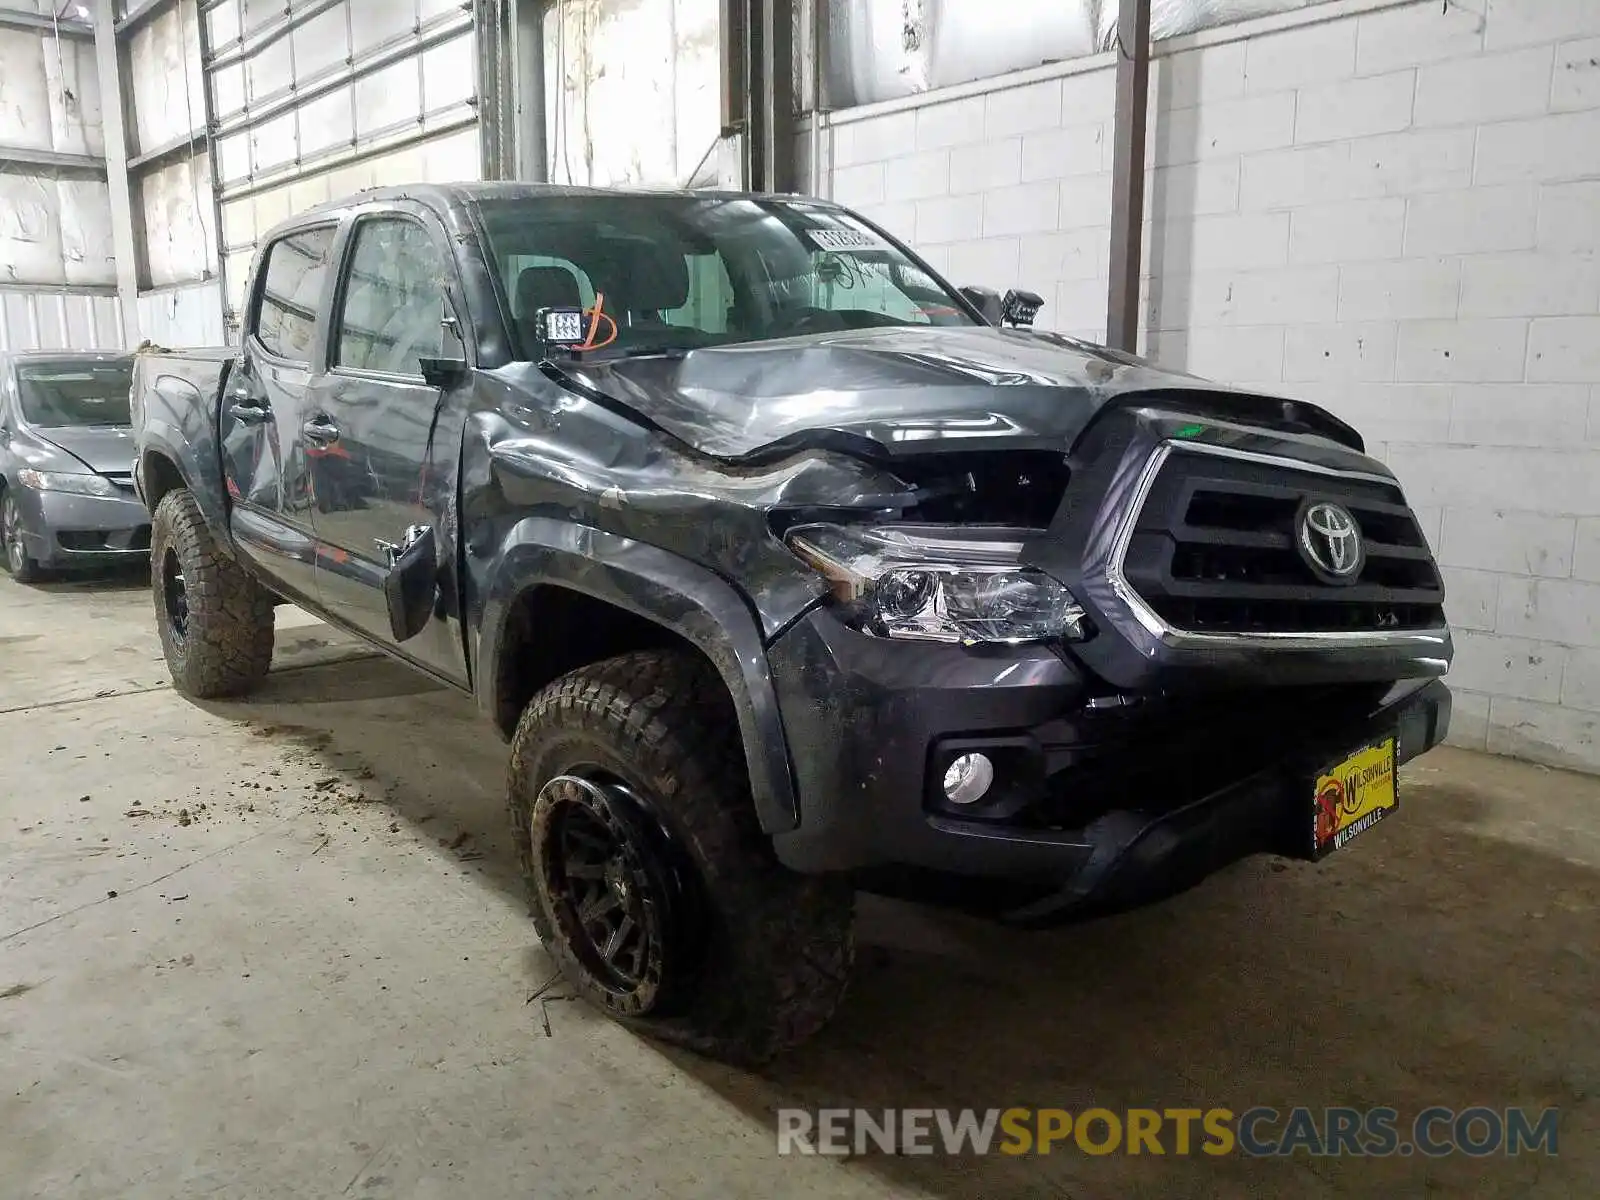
[132,183,1453,1062]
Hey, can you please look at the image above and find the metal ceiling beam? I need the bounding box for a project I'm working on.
[1106,0,1152,354]
[0,145,107,178]
[115,0,175,39]
[0,281,118,296]
[125,126,207,173]
[0,8,95,38]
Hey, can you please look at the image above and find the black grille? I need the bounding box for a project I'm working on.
[1120,450,1445,634]
[57,526,151,552]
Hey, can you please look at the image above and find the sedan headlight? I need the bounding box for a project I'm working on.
[786,523,1088,645]
[17,468,119,498]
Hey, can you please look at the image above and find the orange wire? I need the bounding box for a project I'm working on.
[578,291,618,350]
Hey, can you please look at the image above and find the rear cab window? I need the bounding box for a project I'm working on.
[253,226,338,362]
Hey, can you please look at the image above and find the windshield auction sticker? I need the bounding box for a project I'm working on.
[807,228,886,253]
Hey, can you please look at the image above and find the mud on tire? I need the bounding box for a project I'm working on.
[509,650,855,1064]
[151,488,275,698]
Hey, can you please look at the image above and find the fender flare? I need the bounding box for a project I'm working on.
[475,517,800,834]
[136,376,233,553]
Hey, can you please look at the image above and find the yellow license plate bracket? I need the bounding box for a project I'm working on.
[1312,737,1398,858]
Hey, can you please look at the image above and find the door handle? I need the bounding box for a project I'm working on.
[302,416,341,446]
[228,403,271,424]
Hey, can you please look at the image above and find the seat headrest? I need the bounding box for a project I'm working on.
[592,241,689,313]
[516,266,582,316]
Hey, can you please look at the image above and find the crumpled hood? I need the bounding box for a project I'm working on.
[29,424,136,474]
[558,324,1283,461]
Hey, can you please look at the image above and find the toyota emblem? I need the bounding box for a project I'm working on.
[1298,501,1364,583]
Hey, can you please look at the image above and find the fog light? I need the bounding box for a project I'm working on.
[942,752,994,806]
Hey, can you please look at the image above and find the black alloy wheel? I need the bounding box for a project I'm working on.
[161,545,190,648]
[530,773,694,1017]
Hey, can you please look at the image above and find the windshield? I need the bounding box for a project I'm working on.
[16,362,134,428]
[474,194,977,359]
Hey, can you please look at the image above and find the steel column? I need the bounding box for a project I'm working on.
[0,7,93,38]
[1105,0,1152,354]
[92,0,140,346]
[512,0,547,181]
[193,0,231,335]
[758,0,795,193]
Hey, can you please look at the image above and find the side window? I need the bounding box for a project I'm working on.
[335,219,450,377]
[255,226,337,362]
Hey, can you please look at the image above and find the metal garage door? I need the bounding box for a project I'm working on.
[199,0,482,332]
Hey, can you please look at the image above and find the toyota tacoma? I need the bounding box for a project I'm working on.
[131,184,1453,1062]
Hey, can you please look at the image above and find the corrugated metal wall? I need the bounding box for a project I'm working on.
[0,287,125,352]
[0,5,120,350]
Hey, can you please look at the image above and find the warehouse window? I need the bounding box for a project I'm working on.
[335,219,449,377]
[254,226,337,363]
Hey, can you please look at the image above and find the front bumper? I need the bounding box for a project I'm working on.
[11,485,152,567]
[767,609,1451,923]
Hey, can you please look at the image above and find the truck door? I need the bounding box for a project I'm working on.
[303,212,470,688]
[219,224,338,605]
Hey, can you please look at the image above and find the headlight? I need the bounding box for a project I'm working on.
[786,523,1089,645]
[17,468,119,498]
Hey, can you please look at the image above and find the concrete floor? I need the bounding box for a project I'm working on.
[2,571,1597,1199]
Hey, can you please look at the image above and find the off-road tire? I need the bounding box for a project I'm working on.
[509,650,855,1064]
[151,488,275,698]
[1,489,42,583]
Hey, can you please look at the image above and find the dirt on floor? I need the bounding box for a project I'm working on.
[0,570,1596,1199]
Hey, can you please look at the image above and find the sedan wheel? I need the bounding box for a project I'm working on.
[1,492,41,583]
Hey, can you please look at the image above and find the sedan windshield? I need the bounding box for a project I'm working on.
[474,194,977,359]
[16,362,134,428]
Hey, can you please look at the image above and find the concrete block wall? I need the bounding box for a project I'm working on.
[826,0,1600,773]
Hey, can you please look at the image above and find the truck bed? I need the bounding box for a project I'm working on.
[130,346,236,531]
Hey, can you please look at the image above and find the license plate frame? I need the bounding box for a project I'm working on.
[1310,736,1398,860]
